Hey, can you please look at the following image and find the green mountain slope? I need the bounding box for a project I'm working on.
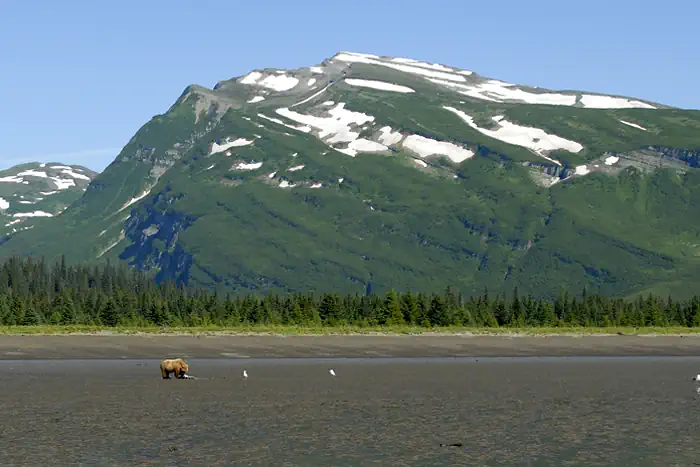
[1,51,699,299]
[0,162,97,239]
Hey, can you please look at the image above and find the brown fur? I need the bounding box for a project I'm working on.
[160,358,189,379]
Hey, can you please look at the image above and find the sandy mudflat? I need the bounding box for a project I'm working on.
[3,357,700,465]
[2,334,700,359]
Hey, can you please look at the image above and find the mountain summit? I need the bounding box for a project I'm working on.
[1,51,699,298]
[0,162,96,238]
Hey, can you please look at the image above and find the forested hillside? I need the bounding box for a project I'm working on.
[1,257,697,328]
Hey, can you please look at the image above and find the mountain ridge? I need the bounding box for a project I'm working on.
[1,51,699,300]
[220,51,669,109]
[0,162,97,238]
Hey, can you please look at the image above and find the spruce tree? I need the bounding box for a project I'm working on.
[21,306,40,326]
[0,296,10,325]
[319,293,342,325]
[384,290,404,325]
[428,294,445,326]
[100,298,119,327]
[10,295,25,325]
[289,302,303,326]
[400,291,419,325]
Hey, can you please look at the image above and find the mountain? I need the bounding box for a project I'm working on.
[1,51,699,299]
[0,162,97,238]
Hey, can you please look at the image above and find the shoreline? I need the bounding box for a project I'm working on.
[3,325,700,337]
[2,333,700,359]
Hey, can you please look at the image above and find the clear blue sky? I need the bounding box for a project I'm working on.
[2,0,698,172]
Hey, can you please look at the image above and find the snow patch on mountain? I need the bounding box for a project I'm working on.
[289,85,331,108]
[479,80,576,105]
[247,96,265,103]
[377,126,403,146]
[391,57,457,73]
[2,167,89,191]
[52,179,75,190]
[344,79,415,93]
[210,138,255,155]
[258,113,313,133]
[60,168,90,180]
[241,72,263,84]
[97,231,125,259]
[12,211,53,218]
[0,176,28,184]
[427,78,501,102]
[234,161,263,171]
[334,147,355,157]
[117,189,151,213]
[430,78,576,106]
[443,106,583,165]
[619,120,648,131]
[257,74,299,92]
[240,71,299,92]
[337,139,389,157]
[575,165,590,175]
[580,95,655,109]
[402,135,474,163]
[333,52,467,83]
[276,102,374,144]
[17,169,48,178]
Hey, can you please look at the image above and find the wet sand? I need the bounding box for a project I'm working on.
[2,334,700,359]
[2,357,700,465]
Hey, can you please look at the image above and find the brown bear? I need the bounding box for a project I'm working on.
[160,358,189,379]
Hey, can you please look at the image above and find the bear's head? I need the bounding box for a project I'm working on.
[180,360,189,373]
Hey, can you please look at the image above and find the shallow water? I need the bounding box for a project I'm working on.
[1,357,700,466]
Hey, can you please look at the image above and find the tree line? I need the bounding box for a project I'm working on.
[0,256,699,328]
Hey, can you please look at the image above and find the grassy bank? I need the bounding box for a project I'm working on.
[2,324,700,336]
